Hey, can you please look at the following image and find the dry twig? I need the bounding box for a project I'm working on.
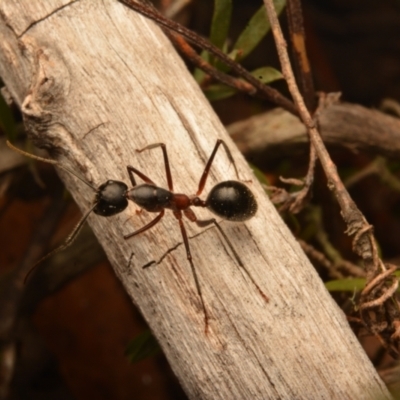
[285,0,316,111]
[118,0,298,114]
[263,0,400,354]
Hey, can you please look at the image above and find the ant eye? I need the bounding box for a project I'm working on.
[206,180,257,222]
[94,180,129,216]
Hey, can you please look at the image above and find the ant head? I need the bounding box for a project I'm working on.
[206,180,257,222]
[94,180,129,216]
[6,140,132,282]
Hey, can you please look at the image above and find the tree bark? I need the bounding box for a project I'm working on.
[0,1,392,399]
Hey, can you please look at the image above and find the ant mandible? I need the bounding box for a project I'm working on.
[7,139,268,332]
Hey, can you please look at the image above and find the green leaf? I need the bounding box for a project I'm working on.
[325,273,400,293]
[233,0,286,61]
[325,278,367,292]
[204,66,282,101]
[125,330,161,363]
[213,48,239,73]
[210,0,232,50]
[204,83,236,101]
[251,66,283,84]
[0,92,17,140]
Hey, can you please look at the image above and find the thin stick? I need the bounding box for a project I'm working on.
[262,0,400,349]
[118,0,298,115]
[261,0,376,274]
[285,0,316,111]
[168,34,259,98]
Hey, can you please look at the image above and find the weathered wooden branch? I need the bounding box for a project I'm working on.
[228,102,400,166]
[0,0,391,398]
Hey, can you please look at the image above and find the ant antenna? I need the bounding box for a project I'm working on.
[6,140,114,282]
[23,203,97,283]
[6,140,97,192]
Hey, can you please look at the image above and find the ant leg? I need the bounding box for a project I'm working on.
[184,209,269,303]
[136,143,173,191]
[124,210,164,239]
[127,165,156,186]
[24,203,97,283]
[173,211,209,334]
[196,139,240,196]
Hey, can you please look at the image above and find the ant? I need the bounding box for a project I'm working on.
[7,139,268,332]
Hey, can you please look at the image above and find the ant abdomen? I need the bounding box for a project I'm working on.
[94,180,129,216]
[206,180,257,222]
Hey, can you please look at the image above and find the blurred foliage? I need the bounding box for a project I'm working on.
[325,272,400,293]
[232,0,286,62]
[251,164,270,186]
[209,0,232,51]
[125,330,161,364]
[205,67,283,101]
[194,0,285,101]
[325,278,367,292]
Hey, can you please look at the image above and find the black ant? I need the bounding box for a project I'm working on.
[7,139,268,332]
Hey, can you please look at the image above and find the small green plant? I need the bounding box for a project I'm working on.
[194,0,285,101]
